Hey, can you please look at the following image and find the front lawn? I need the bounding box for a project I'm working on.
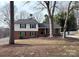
[15,37,79,45]
[0,37,79,57]
[15,39,67,45]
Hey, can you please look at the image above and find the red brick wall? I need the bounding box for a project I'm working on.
[14,28,49,39]
[14,31,19,39]
[14,31,38,39]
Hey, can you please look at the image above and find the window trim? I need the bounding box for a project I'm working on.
[19,32,26,37]
[30,24,36,28]
[20,24,26,28]
[30,32,36,36]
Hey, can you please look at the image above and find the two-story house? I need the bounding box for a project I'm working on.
[14,18,61,39]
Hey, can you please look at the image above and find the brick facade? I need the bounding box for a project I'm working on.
[14,31,38,39]
[14,28,49,39]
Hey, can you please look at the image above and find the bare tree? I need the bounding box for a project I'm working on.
[33,12,44,23]
[63,1,72,38]
[25,1,57,38]
[43,1,56,37]
[9,1,14,44]
[19,10,30,19]
[0,3,17,28]
[52,1,79,38]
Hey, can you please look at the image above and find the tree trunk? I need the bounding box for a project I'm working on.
[49,16,53,37]
[51,1,56,36]
[45,1,53,38]
[44,1,56,38]
[67,31,70,35]
[63,1,72,38]
[9,1,14,44]
[63,14,68,38]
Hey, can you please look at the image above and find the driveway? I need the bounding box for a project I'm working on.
[0,37,9,45]
[66,35,79,39]
[62,31,79,39]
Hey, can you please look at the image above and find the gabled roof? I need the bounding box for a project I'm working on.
[15,18,61,29]
[15,18,38,24]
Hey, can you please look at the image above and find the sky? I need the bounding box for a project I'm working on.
[0,1,47,28]
[0,1,70,28]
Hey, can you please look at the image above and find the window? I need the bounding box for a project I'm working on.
[20,24,26,28]
[19,32,26,37]
[30,32,36,36]
[30,24,36,28]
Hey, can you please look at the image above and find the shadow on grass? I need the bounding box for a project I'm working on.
[37,36,79,42]
[0,44,33,48]
[1,37,79,47]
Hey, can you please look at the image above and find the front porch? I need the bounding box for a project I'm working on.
[38,28,61,37]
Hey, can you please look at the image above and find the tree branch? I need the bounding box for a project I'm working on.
[39,2,47,8]
[52,1,56,16]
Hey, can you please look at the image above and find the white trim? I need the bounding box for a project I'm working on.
[14,24,38,31]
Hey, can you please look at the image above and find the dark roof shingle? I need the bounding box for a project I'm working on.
[38,22,61,29]
[15,18,61,29]
[15,18,38,24]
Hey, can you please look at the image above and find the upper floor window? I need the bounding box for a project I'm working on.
[30,24,36,28]
[20,24,26,28]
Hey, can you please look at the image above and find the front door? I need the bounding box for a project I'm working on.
[19,32,26,39]
[39,29,45,37]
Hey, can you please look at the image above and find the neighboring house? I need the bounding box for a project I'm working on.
[0,28,9,38]
[14,18,61,39]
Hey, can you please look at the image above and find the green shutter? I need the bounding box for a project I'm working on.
[20,32,25,37]
[20,24,21,28]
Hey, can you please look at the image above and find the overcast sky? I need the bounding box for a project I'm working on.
[0,1,69,28]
